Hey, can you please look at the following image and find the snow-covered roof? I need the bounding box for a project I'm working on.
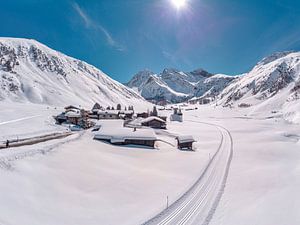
[141,116,166,124]
[94,127,157,143]
[65,111,81,118]
[119,110,134,114]
[176,135,195,144]
[98,110,120,115]
[65,105,80,110]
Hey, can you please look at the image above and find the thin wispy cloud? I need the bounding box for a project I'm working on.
[72,2,125,51]
[73,3,91,27]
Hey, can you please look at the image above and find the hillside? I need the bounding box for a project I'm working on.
[0,38,147,108]
[126,52,300,123]
[218,51,300,123]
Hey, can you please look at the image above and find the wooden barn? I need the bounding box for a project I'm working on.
[176,135,195,151]
[141,116,166,129]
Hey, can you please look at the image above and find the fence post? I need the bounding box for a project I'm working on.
[166,195,169,209]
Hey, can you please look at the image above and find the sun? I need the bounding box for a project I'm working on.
[171,0,187,10]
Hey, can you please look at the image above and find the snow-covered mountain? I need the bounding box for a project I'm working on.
[0,38,148,108]
[218,51,300,123]
[126,68,236,103]
[126,51,300,123]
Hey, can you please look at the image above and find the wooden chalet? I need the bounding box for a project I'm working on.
[176,135,195,151]
[94,127,157,148]
[54,107,94,129]
[65,110,81,125]
[141,116,166,129]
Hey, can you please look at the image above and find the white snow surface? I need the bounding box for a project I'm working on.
[219,51,300,124]
[140,116,166,124]
[126,51,300,125]
[94,121,157,142]
[0,38,150,109]
[126,68,235,103]
[176,135,195,144]
[0,104,299,225]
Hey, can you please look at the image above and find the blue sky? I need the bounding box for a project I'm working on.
[1,0,300,82]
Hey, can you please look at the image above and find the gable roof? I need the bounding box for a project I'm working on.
[141,116,166,124]
[65,105,80,110]
[176,135,195,144]
[94,127,157,143]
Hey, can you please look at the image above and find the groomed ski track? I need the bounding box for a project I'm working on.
[143,120,234,225]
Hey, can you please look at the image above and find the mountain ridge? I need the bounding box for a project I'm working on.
[0,37,149,109]
[126,68,236,103]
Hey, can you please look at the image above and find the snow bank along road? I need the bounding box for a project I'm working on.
[0,131,84,170]
[143,120,233,225]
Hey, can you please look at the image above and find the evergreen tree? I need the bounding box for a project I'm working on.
[152,106,158,116]
[117,104,121,110]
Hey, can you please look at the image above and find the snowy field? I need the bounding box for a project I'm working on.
[0,103,299,225]
[0,101,66,141]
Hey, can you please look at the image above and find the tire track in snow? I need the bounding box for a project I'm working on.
[142,120,233,225]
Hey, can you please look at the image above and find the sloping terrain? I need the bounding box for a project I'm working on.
[219,51,300,123]
[127,51,300,123]
[126,68,236,103]
[0,38,147,108]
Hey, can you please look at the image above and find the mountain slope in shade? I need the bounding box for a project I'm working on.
[126,68,236,103]
[0,38,148,109]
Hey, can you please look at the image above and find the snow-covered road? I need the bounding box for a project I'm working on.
[0,115,41,126]
[144,121,233,225]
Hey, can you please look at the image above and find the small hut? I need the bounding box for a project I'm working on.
[141,116,166,129]
[176,135,195,150]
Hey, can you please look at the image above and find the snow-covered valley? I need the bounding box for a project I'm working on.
[0,102,299,225]
[0,38,299,225]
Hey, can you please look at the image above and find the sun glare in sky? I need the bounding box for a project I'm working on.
[171,0,187,10]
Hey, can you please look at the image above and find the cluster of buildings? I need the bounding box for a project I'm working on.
[54,103,168,130]
[54,105,94,129]
[54,103,195,150]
